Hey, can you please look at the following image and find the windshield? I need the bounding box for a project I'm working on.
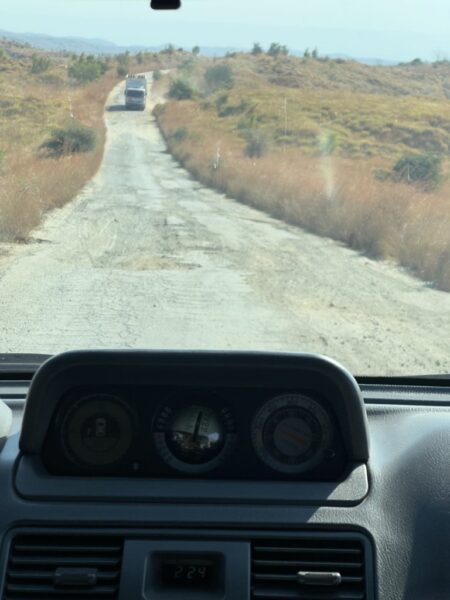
[127,89,145,97]
[0,0,449,376]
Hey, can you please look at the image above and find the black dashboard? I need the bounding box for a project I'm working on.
[43,385,348,480]
[32,351,367,482]
[1,350,450,600]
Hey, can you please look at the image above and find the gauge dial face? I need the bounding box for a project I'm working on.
[153,403,236,474]
[252,394,333,474]
[61,394,134,467]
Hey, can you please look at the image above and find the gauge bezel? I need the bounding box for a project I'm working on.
[251,394,333,474]
[60,393,135,467]
[153,402,237,474]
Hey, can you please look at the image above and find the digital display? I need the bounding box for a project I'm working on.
[160,555,218,589]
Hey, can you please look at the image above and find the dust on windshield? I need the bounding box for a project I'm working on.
[0,0,449,375]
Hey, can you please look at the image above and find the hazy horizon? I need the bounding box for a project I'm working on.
[1,0,450,61]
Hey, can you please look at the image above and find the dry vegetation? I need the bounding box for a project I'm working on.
[154,53,450,291]
[0,40,169,241]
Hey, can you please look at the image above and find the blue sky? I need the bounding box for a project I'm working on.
[1,0,450,60]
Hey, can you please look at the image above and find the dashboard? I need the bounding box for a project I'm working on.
[42,385,347,480]
[0,350,449,600]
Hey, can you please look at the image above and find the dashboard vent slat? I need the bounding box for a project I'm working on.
[252,538,367,600]
[3,535,123,600]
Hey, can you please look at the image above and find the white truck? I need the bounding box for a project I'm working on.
[125,75,147,111]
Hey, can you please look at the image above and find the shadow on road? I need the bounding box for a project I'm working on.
[107,105,128,112]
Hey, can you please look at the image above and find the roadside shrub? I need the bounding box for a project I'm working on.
[243,130,270,158]
[204,64,234,91]
[69,56,107,83]
[0,48,7,61]
[153,70,162,81]
[393,153,442,189]
[41,121,96,157]
[117,52,130,66]
[31,54,51,74]
[116,52,129,77]
[117,65,128,77]
[169,79,194,100]
[215,93,229,111]
[192,46,200,56]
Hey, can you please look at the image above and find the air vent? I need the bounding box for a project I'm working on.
[3,534,123,600]
[252,537,366,599]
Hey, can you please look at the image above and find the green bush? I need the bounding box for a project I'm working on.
[192,46,200,56]
[115,53,129,77]
[251,43,263,55]
[117,65,128,77]
[116,52,130,66]
[237,111,258,130]
[244,130,270,158]
[0,48,7,61]
[393,153,442,188]
[168,79,194,100]
[153,70,162,81]
[42,121,96,157]
[267,43,289,57]
[68,56,107,83]
[162,44,175,55]
[215,93,229,111]
[31,54,51,74]
[204,64,234,91]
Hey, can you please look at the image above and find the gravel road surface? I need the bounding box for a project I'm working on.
[0,76,449,375]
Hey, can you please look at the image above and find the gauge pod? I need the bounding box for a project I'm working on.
[251,394,333,474]
[60,394,135,467]
[153,403,237,474]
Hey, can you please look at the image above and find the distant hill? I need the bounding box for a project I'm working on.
[327,54,397,66]
[0,29,397,65]
[0,29,161,55]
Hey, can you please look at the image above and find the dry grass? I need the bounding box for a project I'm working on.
[0,72,114,241]
[0,41,168,242]
[155,88,450,291]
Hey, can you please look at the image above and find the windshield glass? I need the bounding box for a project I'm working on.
[0,0,449,375]
[127,89,145,97]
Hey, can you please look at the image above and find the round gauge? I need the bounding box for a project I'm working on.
[61,394,134,467]
[251,394,333,474]
[153,403,236,474]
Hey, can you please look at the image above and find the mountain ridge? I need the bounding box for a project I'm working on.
[0,29,397,65]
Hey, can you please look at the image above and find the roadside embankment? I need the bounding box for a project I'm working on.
[153,57,450,292]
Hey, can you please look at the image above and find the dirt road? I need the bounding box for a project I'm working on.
[0,76,449,375]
